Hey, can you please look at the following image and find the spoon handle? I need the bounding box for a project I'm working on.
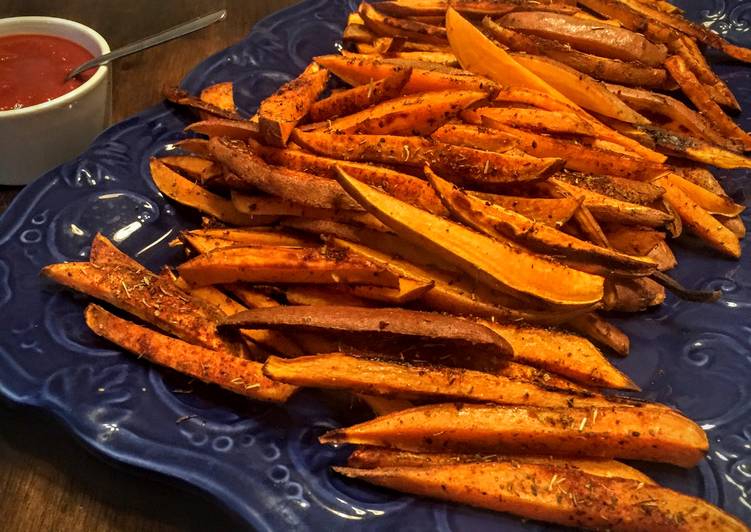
[66,9,227,80]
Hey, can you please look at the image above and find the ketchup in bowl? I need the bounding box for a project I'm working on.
[0,34,95,111]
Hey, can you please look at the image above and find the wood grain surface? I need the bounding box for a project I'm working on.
[0,1,297,530]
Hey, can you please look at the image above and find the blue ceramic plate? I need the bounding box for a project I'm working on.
[1,0,750,529]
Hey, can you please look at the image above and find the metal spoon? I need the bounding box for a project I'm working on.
[65,9,227,81]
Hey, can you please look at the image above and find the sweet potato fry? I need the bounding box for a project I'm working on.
[150,158,252,225]
[665,173,744,217]
[223,284,281,309]
[163,86,242,120]
[230,193,387,231]
[656,175,741,259]
[606,227,676,271]
[309,69,411,122]
[185,118,261,140]
[324,90,487,135]
[427,168,657,277]
[293,130,563,185]
[209,137,363,211]
[482,321,636,390]
[359,2,447,44]
[548,178,673,228]
[554,172,664,205]
[576,0,681,45]
[468,192,580,227]
[315,53,500,95]
[329,237,584,326]
[172,138,212,157]
[334,462,746,531]
[343,23,376,43]
[499,12,667,66]
[199,82,236,114]
[348,277,434,304]
[606,83,741,151]
[178,245,399,287]
[476,107,595,136]
[605,277,666,312]
[44,242,227,351]
[510,53,649,125]
[263,354,623,408]
[259,62,329,146]
[618,0,751,65]
[284,285,373,308]
[484,20,668,88]
[336,167,605,307]
[670,36,739,112]
[182,228,312,251]
[222,306,513,356]
[321,402,707,466]
[348,447,654,483]
[255,144,447,215]
[447,121,667,180]
[84,304,296,402]
[568,313,630,357]
[375,0,578,17]
[665,56,751,150]
[384,50,459,67]
[159,155,222,183]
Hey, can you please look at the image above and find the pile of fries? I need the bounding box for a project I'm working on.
[42,1,751,529]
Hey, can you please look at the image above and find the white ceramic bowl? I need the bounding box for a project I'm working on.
[0,17,111,185]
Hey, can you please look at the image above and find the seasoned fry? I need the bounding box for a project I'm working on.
[476,107,595,136]
[606,227,676,271]
[315,53,500,95]
[163,86,242,120]
[334,462,746,531]
[482,320,636,390]
[172,138,212,157]
[347,277,434,304]
[665,56,751,150]
[259,62,329,146]
[285,285,373,307]
[347,447,654,483]
[209,137,363,210]
[230,193,387,231]
[182,228,312,250]
[510,53,649,125]
[336,167,605,307]
[548,178,673,228]
[150,159,253,225]
[329,236,585,326]
[499,12,667,66]
[43,239,226,351]
[448,121,667,180]
[468,192,580,227]
[324,90,487,135]
[255,143,447,215]
[178,245,399,287]
[375,1,579,18]
[359,2,447,45]
[656,175,741,259]
[293,130,563,185]
[185,118,261,140]
[199,82,236,114]
[321,402,707,466]
[309,69,411,122]
[263,354,624,408]
[343,23,376,44]
[666,173,744,217]
[605,277,666,312]
[159,155,222,183]
[84,304,296,402]
[671,35,739,111]
[222,306,513,356]
[484,20,668,88]
[428,168,657,276]
[568,313,630,357]
[554,171,664,205]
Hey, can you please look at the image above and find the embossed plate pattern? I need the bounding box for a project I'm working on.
[1,0,750,529]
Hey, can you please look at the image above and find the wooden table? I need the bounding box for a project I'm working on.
[0,1,297,530]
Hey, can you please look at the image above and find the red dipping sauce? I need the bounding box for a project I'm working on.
[0,34,95,111]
